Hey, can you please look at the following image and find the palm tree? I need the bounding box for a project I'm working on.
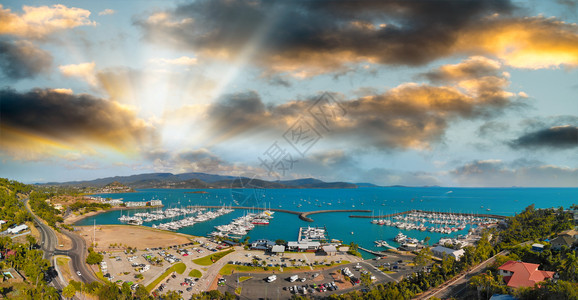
[26,235,37,250]
[561,250,578,281]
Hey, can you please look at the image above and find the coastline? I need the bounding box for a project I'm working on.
[65,205,163,225]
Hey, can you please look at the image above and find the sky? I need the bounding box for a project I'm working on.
[0,0,577,187]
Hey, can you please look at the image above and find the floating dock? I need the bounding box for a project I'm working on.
[349,209,507,220]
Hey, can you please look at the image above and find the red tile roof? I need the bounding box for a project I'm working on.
[498,261,554,288]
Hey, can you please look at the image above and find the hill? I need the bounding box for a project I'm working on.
[40,172,359,189]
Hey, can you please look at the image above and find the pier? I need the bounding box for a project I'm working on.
[349,209,508,220]
[358,246,389,256]
[188,206,371,222]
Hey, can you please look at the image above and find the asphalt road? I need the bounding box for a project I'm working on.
[55,229,99,283]
[25,198,98,285]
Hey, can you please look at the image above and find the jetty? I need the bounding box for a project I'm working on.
[349,209,507,220]
[188,206,371,222]
[358,246,389,256]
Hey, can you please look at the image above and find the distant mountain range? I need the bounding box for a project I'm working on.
[40,172,371,189]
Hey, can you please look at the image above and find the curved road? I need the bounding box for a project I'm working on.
[24,198,98,285]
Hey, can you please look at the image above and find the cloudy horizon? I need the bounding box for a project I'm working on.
[1,0,577,187]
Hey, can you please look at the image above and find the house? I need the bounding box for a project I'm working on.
[560,229,578,239]
[250,239,275,250]
[550,235,575,250]
[498,261,555,288]
[531,243,545,252]
[7,224,28,234]
[431,245,465,261]
[321,245,338,256]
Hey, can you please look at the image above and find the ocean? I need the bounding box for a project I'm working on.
[75,187,578,258]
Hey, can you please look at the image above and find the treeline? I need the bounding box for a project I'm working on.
[0,235,58,299]
[497,204,573,249]
[62,280,237,300]
[28,190,63,228]
[69,201,111,213]
[0,178,32,229]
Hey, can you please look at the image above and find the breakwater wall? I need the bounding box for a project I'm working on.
[189,206,371,222]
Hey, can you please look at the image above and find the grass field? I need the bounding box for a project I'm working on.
[192,249,234,266]
[239,276,252,282]
[188,269,202,278]
[146,262,186,292]
[218,260,350,276]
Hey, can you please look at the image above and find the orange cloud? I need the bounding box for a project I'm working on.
[0,88,157,160]
[456,16,578,69]
[59,62,97,85]
[0,4,95,38]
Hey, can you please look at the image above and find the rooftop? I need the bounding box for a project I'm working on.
[498,261,554,288]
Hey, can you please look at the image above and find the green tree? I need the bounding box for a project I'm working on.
[275,239,286,245]
[413,247,433,270]
[26,234,37,250]
[62,284,76,300]
[86,250,103,265]
[360,272,373,288]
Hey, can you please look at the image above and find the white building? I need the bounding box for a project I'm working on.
[7,224,29,234]
[431,245,465,260]
[287,241,320,252]
[149,200,162,206]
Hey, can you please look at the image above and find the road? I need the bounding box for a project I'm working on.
[55,230,99,283]
[24,198,98,286]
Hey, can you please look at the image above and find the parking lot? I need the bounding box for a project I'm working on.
[99,237,225,299]
[218,253,416,299]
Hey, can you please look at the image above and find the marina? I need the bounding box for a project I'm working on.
[367,210,501,234]
[298,226,329,242]
[76,187,578,259]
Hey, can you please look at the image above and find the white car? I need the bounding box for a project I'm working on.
[77,271,82,276]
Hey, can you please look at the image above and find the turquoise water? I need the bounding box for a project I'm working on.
[76,187,578,258]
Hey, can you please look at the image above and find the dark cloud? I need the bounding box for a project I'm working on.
[510,125,578,149]
[0,88,156,157]
[0,40,52,80]
[451,159,578,187]
[206,91,271,142]
[205,56,521,150]
[149,148,261,176]
[207,75,519,150]
[135,0,515,76]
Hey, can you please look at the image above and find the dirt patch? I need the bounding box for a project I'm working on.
[76,225,195,251]
[55,230,73,250]
[55,255,73,284]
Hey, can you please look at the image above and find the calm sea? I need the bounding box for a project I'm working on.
[75,187,578,258]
